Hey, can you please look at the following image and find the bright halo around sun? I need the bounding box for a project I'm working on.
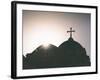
[43,42,50,48]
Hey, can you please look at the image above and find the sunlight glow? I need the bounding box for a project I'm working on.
[23,10,90,56]
[43,42,50,48]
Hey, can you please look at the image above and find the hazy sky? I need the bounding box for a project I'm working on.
[22,10,91,57]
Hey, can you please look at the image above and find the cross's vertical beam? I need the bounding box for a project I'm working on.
[70,28,72,37]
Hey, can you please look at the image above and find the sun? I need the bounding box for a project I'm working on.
[43,42,50,48]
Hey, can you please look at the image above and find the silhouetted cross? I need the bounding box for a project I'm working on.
[67,27,75,38]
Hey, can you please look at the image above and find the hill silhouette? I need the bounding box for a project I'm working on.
[23,44,60,69]
[23,38,90,69]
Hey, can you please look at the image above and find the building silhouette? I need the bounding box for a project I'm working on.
[23,27,90,69]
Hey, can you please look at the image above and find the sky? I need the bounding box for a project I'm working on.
[22,10,91,57]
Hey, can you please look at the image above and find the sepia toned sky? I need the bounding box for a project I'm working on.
[22,10,91,57]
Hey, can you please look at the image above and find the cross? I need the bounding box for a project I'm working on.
[67,27,75,38]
